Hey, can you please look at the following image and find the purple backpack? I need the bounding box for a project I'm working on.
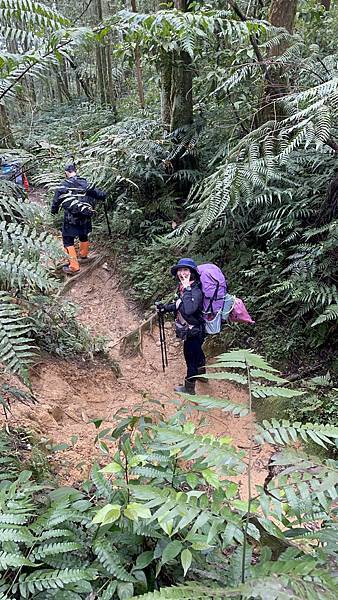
[197,263,227,319]
[197,263,255,333]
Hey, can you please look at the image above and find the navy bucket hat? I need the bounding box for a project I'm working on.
[171,258,199,278]
[64,163,76,173]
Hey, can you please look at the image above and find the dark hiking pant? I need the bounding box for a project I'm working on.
[183,335,206,381]
[63,233,88,247]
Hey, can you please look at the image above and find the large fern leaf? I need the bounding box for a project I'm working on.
[0,292,35,381]
[256,419,338,448]
[0,250,57,292]
[17,567,98,597]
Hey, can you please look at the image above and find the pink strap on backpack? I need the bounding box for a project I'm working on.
[229,297,255,324]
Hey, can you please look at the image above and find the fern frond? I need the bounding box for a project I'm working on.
[0,250,57,292]
[0,551,35,569]
[32,542,82,561]
[0,222,62,265]
[256,419,338,448]
[93,540,135,582]
[154,426,244,473]
[0,0,70,33]
[188,395,249,417]
[17,567,98,597]
[0,293,35,381]
[91,463,114,501]
[311,304,338,326]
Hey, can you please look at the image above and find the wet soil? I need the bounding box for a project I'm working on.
[1,210,272,497]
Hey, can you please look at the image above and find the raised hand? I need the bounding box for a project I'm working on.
[179,272,191,289]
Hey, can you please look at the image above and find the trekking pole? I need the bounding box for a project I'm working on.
[160,311,168,368]
[103,200,112,238]
[158,311,166,372]
[155,303,168,372]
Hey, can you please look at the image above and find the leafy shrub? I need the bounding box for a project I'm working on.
[285,372,338,430]
[123,241,178,306]
[0,351,336,598]
[0,180,107,386]
[31,298,106,358]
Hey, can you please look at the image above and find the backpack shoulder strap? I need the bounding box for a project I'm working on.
[205,281,219,314]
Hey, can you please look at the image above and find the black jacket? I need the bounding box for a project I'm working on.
[51,176,106,237]
[165,281,204,337]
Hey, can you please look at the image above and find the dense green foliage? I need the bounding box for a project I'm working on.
[0,352,337,599]
[2,0,335,365]
[1,2,338,596]
[0,180,105,397]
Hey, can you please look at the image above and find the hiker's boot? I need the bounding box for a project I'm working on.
[174,378,196,395]
[79,241,90,263]
[63,246,80,275]
[195,366,208,382]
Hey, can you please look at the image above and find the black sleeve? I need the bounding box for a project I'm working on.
[180,287,203,316]
[51,188,63,215]
[86,185,107,202]
[163,302,176,313]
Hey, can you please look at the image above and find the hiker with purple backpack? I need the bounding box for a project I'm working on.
[156,258,206,395]
[156,258,255,395]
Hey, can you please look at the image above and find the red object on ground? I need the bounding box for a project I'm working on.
[23,173,29,192]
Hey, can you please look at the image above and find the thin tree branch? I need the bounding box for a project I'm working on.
[73,0,95,25]
[0,39,71,102]
[227,0,274,84]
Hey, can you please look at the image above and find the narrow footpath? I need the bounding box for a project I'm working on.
[2,253,272,497]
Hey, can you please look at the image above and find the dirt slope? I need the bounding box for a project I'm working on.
[2,256,272,498]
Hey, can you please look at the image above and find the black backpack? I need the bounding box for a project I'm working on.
[59,179,95,217]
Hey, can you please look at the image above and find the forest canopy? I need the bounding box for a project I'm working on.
[0,1,337,599]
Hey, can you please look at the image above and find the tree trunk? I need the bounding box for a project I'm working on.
[106,42,118,117]
[67,57,93,101]
[0,104,15,147]
[258,0,298,123]
[160,52,173,128]
[170,49,193,131]
[96,0,107,104]
[26,77,36,105]
[100,44,109,104]
[56,73,63,103]
[169,0,193,131]
[131,0,145,109]
[96,47,106,104]
[269,0,297,32]
[55,67,71,102]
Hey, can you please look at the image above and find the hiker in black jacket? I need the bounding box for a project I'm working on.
[51,164,106,274]
[157,258,206,395]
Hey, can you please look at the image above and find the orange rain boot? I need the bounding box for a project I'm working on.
[79,241,90,263]
[63,246,80,275]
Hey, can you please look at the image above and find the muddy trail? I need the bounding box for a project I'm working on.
[3,237,272,498]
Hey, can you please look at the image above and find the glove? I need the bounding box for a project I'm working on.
[155,302,166,313]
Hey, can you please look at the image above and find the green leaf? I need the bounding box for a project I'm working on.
[124,502,151,521]
[135,550,154,569]
[202,468,220,489]
[92,503,121,525]
[180,548,192,576]
[186,473,199,488]
[90,418,104,429]
[117,582,134,600]
[100,461,123,474]
[162,540,183,564]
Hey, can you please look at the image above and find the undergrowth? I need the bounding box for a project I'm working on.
[0,351,337,599]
